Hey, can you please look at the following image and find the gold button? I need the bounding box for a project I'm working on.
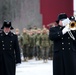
[62,42,64,44]
[62,48,64,50]
[3,48,5,50]
[2,44,4,46]
[69,48,70,50]
[68,43,70,44]
[61,38,63,39]
[10,41,12,43]
[2,41,4,43]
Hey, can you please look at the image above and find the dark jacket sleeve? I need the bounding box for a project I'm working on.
[14,35,21,64]
[49,27,63,41]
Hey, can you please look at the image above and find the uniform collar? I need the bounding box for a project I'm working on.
[1,31,13,36]
[58,25,64,29]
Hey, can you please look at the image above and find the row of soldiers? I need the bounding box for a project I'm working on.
[15,26,53,63]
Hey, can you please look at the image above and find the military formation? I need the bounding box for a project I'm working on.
[14,15,76,63]
[15,26,53,63]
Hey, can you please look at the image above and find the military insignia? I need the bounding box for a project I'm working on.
[10,41,12,43]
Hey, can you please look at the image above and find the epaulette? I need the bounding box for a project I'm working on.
[10,32,15,36]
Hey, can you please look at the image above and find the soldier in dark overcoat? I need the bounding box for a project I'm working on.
[49,13,76,75]
[0,21,21,75]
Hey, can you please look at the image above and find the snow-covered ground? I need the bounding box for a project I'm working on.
[16,59,53,75]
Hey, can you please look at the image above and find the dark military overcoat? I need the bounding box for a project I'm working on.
[0,31,21,75]
[49,25,76,75]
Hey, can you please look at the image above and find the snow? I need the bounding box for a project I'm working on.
[16,59,53,75]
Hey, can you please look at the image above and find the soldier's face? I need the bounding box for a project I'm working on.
[16,31,19,34]
[4,27,11,33]
[37,30,41,33]
[23,30,26,33]
[43,30,47,34]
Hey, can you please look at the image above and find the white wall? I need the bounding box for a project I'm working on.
[74,0,76,10]
[74,0,76,19]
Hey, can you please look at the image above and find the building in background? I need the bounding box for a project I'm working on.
[40,0,73,28]
[0,0,42,32]
[0,0,74,31]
